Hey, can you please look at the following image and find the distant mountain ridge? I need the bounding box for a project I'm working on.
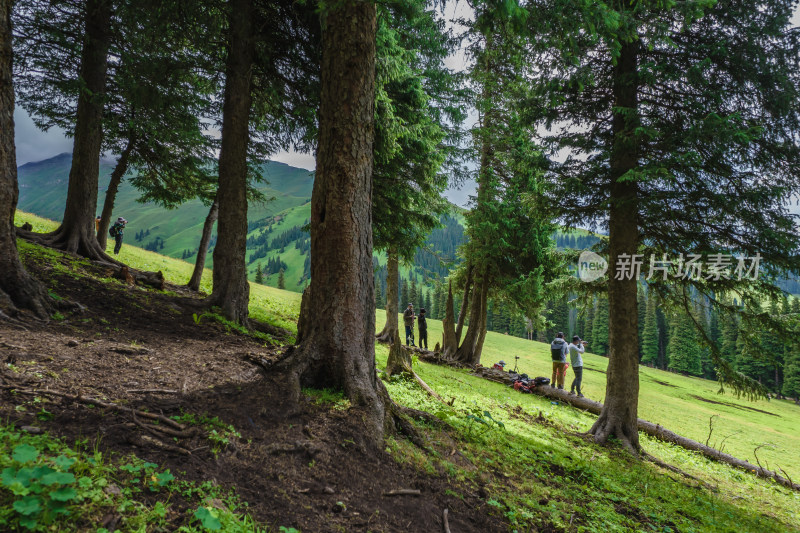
[17,153,467,294]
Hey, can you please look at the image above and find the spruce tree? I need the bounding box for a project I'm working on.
[592,296,609,356]
[280,0,386,444]
[524,0,800,451]
[400,279,409,309]
[667,312,703,376]
[782,341,800,401]
[372,1,461,344]
[254,263,264,285]
[409,279,418,312]
[452,3,559,365]
[641,293,659,366]
[277,269,285,290]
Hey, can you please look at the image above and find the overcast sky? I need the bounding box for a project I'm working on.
[14,4,800,207]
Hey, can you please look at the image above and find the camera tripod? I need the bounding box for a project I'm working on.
[512,356,520,373]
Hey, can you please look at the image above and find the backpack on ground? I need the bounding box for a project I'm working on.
[533,376,550,386]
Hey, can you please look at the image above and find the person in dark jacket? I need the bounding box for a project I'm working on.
[418,308,428,350]
[550,332,569,389]
[403,303,416,346]
[110,217,127,255]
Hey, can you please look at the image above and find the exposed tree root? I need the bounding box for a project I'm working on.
[589,413,640,456]
[17,230,167,291]
[3,387,186,431]
[382,489,421,496]
[643,452,718,492]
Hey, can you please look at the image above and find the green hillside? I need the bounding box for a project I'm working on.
[10,209,800,532]
[17,153,314,275]
[17,154,468,294]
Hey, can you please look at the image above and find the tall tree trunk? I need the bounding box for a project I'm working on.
[187,194,219,292]
[455,275,488,365]
[472,279,490,364]
[454,264,473,344]
[44,0,111,259]
[376,248,399,343]
[280,1,384,444]
[441,281,458,358]
[589,39,641,454]
[0,0,51,320]
[207,0,254,324]
[97,136,134,250]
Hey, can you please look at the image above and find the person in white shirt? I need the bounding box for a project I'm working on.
[568,335,588,397]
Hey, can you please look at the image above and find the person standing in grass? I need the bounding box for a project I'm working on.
[568,335,588,397]
[109,217,127,255]
[418,308,428,350]
[550,332,569,389]
[403,303,416,347]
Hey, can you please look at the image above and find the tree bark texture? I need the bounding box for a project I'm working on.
[473,367,800,492]
[473,279,490,363]
[187,194,219,292]
[455,275,488,366]
[0,0,51,319]
[384,330,411,377]
[589,40,642,454]
[280,1,384,444]
[45,0,111,259]
[441,281,458,359]
[454,265,472,345]
[97,136,134,250]
[376,248,399,343]
[207,0,254,324]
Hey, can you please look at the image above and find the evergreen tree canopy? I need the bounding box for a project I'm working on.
[524,0,800,398]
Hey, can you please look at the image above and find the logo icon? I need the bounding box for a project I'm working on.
[577,251,608,282]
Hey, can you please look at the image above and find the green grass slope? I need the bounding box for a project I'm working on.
[13,210,800,531]
[17,210,798,482]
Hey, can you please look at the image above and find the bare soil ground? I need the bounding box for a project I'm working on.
[0,251,507,532]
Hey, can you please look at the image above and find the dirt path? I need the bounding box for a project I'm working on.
[0,254,506,532]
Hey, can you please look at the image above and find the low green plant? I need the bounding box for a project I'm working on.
[0,423,266,531]
[171,412,241,456]
[302,388,351,411]
[194,311,278,346]
[462,406,505,440]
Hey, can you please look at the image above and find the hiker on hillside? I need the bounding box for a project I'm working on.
[568,335,588,397]
[418,308,428,350]
[109,217,127,255]
[403,303,416,347]
[550,332,569,390]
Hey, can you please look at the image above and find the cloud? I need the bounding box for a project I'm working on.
[13,109,73,165]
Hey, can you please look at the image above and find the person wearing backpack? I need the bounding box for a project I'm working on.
[550,332,569,389]
[417,308,428,350]
[403,303,416,347]
[568,335,588,397]
[109,217,127,255]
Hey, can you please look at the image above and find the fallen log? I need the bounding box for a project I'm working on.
[472,366,800,492]
[98,263,165,291]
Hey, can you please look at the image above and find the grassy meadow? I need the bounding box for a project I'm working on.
[14,210,800,531]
